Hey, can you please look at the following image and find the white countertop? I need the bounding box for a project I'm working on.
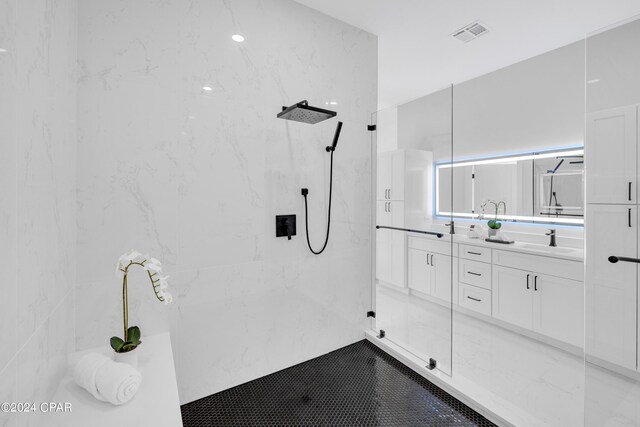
[50,332,182,427]
[407,231,584,262]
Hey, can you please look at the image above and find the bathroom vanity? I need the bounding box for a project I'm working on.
[397,232,585,350]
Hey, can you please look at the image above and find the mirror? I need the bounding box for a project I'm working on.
[436,147,584,225]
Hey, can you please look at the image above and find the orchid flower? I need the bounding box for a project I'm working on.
[111,250,174,352]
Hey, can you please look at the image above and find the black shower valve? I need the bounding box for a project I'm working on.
[276,215,296,240]
[301,188,308,196]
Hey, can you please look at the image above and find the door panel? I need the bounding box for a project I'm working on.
[586,106,637,204]
[533,274,584,348]
[492,266,533,329]
[585,204,637,370]
[408,249,430,294]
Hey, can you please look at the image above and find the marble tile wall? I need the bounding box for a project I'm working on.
[0,0,78,426]
[75,0,377,404]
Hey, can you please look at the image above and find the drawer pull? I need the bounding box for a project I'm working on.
[467,271,481,276]
[467,251,482,255]
[534,275,538,291]
[526,274,530,290]
[467,296,482,302]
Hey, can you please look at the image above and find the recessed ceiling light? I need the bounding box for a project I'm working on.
[202,86,213,91]
[587,78,600,84]
[188,115,196,120]
[329,101,337,105]
[231,34,245,43]
[0,48,7,53]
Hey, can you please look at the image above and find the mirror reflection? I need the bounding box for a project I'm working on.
[437,148,584,225]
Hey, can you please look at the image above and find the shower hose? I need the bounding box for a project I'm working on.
[302,149,334,255]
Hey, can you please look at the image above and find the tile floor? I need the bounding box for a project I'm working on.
[181,340,496,426]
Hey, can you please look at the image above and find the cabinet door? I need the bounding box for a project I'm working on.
[386,202,405,288]
[389,151,405,201]
[586,106,637,204]
[377,153,392,200]
[586,204,637,370]
[375,202,391,283]
[492,266,533,329]
[431,252,452,303]
[533,274,584,348]
[408,249,430,294]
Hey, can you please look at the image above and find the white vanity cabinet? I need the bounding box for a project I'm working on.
[407,236,455,303]
[458,244,493,315]
[586,105,638,204]
[376,149,433,289]
[376,201,406,288]
[492,251,584,348]
[492,266,533,329]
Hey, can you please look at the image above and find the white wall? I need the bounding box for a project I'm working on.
[397,41,584,161]
[0,1,77,426]
[75,0,377,404]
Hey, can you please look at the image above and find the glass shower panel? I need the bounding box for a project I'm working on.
[372,85,454,376]
[584,17,640,426]
[450,39,586,425]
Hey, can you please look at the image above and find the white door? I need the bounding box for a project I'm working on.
[408,249,430,294]
[389,151,405,201]
[586,106,637,204]
[376,153,393,201]
[387,201,405,288]
[492,266,533,329]
[586,204,638,370]
[533,274,584,348]
[431,252,452,303]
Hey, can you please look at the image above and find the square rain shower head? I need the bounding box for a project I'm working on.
[277,100,337,124]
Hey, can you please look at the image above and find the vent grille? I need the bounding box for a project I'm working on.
[452,21,489,43]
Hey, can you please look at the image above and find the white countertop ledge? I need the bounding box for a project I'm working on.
[50,332,182,427]
[406,231,584,262]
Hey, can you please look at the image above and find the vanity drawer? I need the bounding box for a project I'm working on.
[459,283,491,316]
[459,244,492,263]
[493,249,584,281]
[459,259,492,290]
[407,236,452,256]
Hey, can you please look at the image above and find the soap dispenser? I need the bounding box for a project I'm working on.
[467,224,481,239]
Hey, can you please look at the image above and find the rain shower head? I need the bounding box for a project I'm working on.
[277,100,337,124]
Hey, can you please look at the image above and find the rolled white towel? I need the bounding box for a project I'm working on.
[95,359,142,405]
[73,353,111,402]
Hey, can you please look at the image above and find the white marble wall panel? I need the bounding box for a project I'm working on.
[0,0,77,425]
[76,0,376,404]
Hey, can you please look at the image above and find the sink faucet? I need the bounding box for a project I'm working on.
[545,229,557,247]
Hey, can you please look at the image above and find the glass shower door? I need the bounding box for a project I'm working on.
[584,17,640,426]
[372,85,454,376]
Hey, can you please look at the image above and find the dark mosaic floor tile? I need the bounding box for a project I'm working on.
[181,340,497,427]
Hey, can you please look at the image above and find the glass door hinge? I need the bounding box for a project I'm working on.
[427,358,437,370]
[377,329,385,339]
[367,124,376,131]
[367,311,376,318]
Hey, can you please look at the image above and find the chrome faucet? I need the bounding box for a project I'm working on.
[545,229,557,247]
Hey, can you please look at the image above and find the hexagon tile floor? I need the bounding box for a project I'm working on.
[180,340,497,426]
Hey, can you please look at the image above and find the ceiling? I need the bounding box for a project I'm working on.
[294,0,640,108]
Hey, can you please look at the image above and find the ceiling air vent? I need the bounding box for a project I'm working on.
[451,21,489,43]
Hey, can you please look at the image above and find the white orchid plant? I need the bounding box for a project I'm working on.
[111,250,173,353]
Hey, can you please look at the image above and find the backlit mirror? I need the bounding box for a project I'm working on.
[436,147,584,225]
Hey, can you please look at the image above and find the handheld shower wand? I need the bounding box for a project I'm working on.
[301,120,343,255]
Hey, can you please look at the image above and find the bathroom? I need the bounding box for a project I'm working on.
[1,0,640,426]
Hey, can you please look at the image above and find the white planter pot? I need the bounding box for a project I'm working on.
[488,228,498,238]
[114,347,139,368]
